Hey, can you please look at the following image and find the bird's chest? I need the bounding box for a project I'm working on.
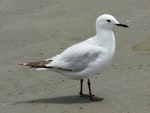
[87,52,114,73]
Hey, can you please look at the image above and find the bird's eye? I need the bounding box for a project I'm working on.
[107,20,111,22]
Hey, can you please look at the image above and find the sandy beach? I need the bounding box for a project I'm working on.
[0,0,150,113]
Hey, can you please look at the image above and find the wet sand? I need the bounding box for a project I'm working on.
[0,0,150,113]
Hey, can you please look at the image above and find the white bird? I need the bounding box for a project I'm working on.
[20,14,128,101]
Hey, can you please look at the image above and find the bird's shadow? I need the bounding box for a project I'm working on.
[13,95,99,105]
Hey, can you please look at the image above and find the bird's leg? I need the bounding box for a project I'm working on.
[79,79,83,95]
[87,79,92,97]
[87,79,104,101]
[79,79,104,101]
[79,79,89,98]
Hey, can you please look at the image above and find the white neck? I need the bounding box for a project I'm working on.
[93,29,116,53]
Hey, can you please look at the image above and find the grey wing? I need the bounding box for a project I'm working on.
[46,45,101,72]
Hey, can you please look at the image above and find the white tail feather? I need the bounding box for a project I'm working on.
[35,68,48,71]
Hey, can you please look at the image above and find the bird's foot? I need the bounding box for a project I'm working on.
[79,93,94,98]
[89,95,104,101]
[79,93,104,101]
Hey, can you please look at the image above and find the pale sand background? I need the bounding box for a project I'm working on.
[0,0,150,113]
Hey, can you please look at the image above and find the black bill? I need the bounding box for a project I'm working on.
[116,23,129,28]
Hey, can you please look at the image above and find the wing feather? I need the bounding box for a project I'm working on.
[46,44,101,72]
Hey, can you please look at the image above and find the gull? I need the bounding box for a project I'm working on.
[19,14,128,101]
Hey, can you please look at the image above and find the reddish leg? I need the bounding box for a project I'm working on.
[79,79,89,98]
[87,79,104,101]
[87,79,92,97]
[79,79,83,95]
[79,79,104,101]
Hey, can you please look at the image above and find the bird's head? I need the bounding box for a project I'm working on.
[96,14,129,30]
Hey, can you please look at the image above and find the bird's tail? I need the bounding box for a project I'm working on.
[18,60,51,68]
